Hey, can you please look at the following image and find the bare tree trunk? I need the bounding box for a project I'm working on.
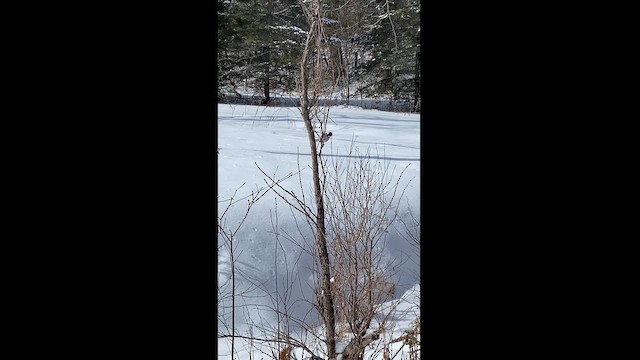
[230,234,236,360]
[299,1,337,358]
[344,42,350,105]
[263,0,273,105]
[413,38,420,113]
[264,48,271,105]
[301,89,337,360]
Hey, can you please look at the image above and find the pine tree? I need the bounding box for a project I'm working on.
[218,0,243,97]
[218,0,420,112]
[217,0,306,101]
[322,0,381,103]
[354,0,420,110]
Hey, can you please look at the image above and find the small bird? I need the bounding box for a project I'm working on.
[319,131,332,144]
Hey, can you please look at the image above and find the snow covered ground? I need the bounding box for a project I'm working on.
[218,284,420,360]
[217,103,420,359]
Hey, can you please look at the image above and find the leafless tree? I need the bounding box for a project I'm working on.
[218,183,272,359]
[297,0,339,358]
[219,164,330,360]
[324,142,413,360]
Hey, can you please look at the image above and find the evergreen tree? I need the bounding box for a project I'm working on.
[354,0,420,110]
[218,0,421,111]
[217,0,306,101]
[322,0,380,102]
[218,0,243,97]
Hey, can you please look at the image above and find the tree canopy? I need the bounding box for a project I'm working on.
[217,0,420,111]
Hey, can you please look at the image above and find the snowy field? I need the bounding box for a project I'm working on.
[217,103,420,359]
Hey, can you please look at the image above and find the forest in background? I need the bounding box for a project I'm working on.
[217,0,420,112]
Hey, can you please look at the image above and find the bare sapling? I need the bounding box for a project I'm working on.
[325,142,413,360]
[218,183,271,359]
[297,0,337,358]
[220,166,332,360]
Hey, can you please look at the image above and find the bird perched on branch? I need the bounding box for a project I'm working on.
[319,131,332,144]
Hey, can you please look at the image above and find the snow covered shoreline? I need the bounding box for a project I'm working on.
[218,93,418,113]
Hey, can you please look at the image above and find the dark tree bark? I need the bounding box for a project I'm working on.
[264,45,271,105]
[413,48,420,112]
[263,0,273,105]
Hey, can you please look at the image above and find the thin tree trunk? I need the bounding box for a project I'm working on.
[301,94,337,359]
[413,48,420,112]
[230,236,235,360]
[264,0,273,105]
[343,42,350,105]
[346,49,350,105]
[299,2,337,357]
[264,49,270,105]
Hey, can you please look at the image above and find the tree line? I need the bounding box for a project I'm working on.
[217,0,420,112]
